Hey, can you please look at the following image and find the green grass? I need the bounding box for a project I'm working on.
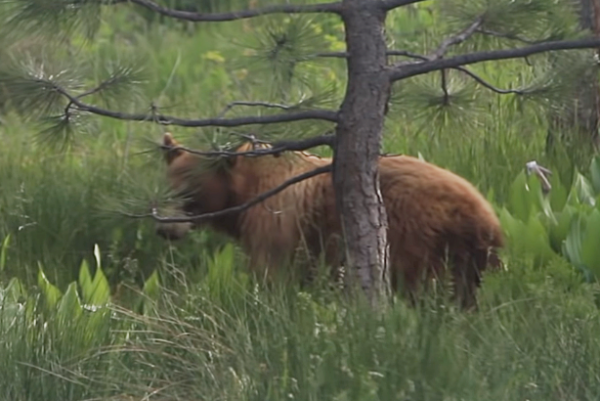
[1,3,600,400]
[1,255,600,401]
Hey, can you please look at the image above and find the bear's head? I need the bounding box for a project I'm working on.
[155,132,239,241]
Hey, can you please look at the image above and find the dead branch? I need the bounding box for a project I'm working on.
[314,50,428,60]
[475,28,540,45]
[387,50,429,60]
[379,0,430,10]
[217,100,296,118]
[389,37,600,82]
[454,66,529,95]
[392,18,483,69]
[313,51,349,58]
[53,85,338,126]
[118,0,342,22]
[161,133,335,158]
[431,17,484,60]
[125,164,333,223]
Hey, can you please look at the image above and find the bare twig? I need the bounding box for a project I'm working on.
[389,37,600,81]
[475,28,540,45]
[119,0,342,22]
[217,100,296,118]
[440,69,449,104]
[126,164,333,223]
[387,49,429,60]
[392,18,483,69]
[314,50,428,60]
[161,133,335,158]
[454,66,529,95]
[379,0,430,10]
[313,51,349,58]
[431,17,484,60]
[53,85,339,126]
[75,76,122,100]
[63,76,125,117]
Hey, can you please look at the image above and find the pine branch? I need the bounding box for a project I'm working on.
[161,133,335,157]
[389,37,600,82]
[74,75,127,100]
[379,0,430,10]
[53,84,338,126]
[475,28,540,45]
[120,0,342,22]
[217,100,296,118]
[454,66,529,95]
[125,164,333,223]
[387,50,429,60]
[63,73,139,117]
[313,51,348,58]
[314,50,428,60]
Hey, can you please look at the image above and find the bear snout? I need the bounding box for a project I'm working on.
[155,222,193,241]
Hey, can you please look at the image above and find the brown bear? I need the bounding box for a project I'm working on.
[156,132,504,309]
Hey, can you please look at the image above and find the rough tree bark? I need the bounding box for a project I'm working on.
[333,0,391,307]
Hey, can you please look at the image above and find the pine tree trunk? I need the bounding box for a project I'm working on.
[332,0,391,308]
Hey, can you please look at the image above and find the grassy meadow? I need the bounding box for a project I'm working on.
[1,2,600,400]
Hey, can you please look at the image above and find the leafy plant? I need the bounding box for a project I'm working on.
[501,154,600,284]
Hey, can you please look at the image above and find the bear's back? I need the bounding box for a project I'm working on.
[378,154,503,249]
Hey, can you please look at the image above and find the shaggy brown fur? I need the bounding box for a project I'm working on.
[156,132,504,309]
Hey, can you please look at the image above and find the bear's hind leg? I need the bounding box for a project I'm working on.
[450,250,486,311]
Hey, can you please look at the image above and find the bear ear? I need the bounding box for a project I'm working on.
[162,132,183,165]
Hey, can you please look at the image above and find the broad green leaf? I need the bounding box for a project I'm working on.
[523,214,556,267]
[143,270,161,301]
[85,306,111,336]
[590,155,600,195]
[88,265,110,306]
[57,282,82,320]
[548,172,568,212]
[37,264,62,309]
[579,209,600,279]
[507,171,548,222]
[567,172,596,207]
[208,243,236,280]
[206,243,236,295]
[142,270,161,316]
[562,212,600,282]
[501,208,555,267]
[563,215,584,267]
[78,259,93,304]
[533,176,556,224]
[4,277,26,303]
[499,208,520,237]
[0,278,26,324]
[0,234,10,272]
[547,205,577,253]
